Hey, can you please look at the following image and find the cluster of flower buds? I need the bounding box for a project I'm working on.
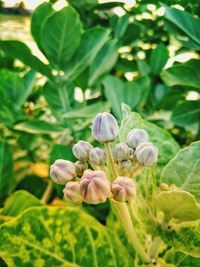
[50,112,158,205]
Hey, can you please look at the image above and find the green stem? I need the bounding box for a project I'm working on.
[104,142,118,178]
[113,201,150,264]
[149,237,162,259]
[41,181,54,204]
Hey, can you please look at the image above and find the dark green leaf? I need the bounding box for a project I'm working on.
[110,14,129,39]
[149,44,169,74]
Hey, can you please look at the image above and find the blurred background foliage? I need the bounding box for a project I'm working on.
[0,0,199,207]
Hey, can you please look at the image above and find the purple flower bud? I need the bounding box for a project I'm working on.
[50,159,76,185]
[89,147,106,167]
[80,170,111,204]
[75,161,88,177]
[72,140,93,161]
[135,142,158,166]
[92,112,119,143]
[113,143,130,162]
[63,181,83,204]
[126,129,149,148]
[111,176,136,202]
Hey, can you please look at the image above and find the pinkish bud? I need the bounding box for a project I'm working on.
[80,170,111,204]
[72,140,93,161]
[50,159,76,184]
[63,181,83,204]
[75,161,88,177]
[113,143,130,162]
[111,176,136,202]
[92,112,119,143]
[89,147,106,166]
[135,142,158,166]
[126,129,149,148]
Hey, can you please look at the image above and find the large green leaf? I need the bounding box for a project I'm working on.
[0,41,52,78]
[165,250,200,266]
[163,5,200,46]
[162,141,200,201]
[89,39,118,86]
[31,2,55,53]
[0,206,131,267]
[1,190,42,217]
[157,190,200,221]
[64,27,110,80]
[161,60,200,92]
[0,141,14,201]
[41,6,82,67]
[149,44,169,74]
[171,100,200,127]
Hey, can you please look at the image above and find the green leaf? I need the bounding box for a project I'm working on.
[149,44,169,74]
[157,190,200,221]
[163,5,200,46]
[31,2,55,53]
[171,101,200,127]
[103,75,124,119]
[41,6,82,67]
[64,27,110,80]
[0,206,131,267]
[89,39,118,86]
[1,190,42,217]
[43,82,71,118]
[0,93,15,126]
[162,141,200,201]
[165,250,200,266]
[0,41,52,78]
[50,144,75,165]
[161,59,200,92]
[0,141,14,201]
[110,14,129,39]
[13,120,63,134]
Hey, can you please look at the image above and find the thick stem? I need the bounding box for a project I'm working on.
[41,181,54,204]
[113,201,150,263]
[104,142,118,178]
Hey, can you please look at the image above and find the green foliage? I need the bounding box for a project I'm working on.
[0,206,131,267]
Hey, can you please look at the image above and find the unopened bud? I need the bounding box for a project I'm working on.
[111,176,136,202]
[72,141,93,161]
[89,147,106,166]
[119,160,132,174]
[50,159,76,184]
[75,161,88,177]
[126,129,149,148]
[92,112,119,143]
[160,183,170,191]
[80,170,111,204]
[63,181,83,204]
[135,143,158,166]
[113,143,130,162]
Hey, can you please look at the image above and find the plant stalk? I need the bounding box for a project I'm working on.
[104,142,118,178]
[41,180,54,204]
[113,201,150,263]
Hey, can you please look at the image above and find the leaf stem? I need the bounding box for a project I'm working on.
[113,201,151,264]
[104,142,118,179]
[41,180,54,204]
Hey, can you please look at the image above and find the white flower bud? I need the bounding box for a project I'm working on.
[111,176,136,202]
[92,112,119,143]
[75,161,88,177]
[89,147,106,166]
[113,143,130,162]
[80,170,111,204]
[72,141,93,161]
[119,160,133,174]
[126,129,149,148]
[135,142,158,166]
[50,159,76,185]
[63,181,83,204]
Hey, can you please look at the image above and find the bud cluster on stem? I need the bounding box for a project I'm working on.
[49,111,159,264]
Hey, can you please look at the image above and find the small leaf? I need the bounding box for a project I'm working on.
[1,190,42,217]
[162,141,200,201]
[150,44,169,74]
[41,6,82,67]
[171,100,200,127]
[0,206,131,267]
[110,14,129,39]
[157,190,200,221]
